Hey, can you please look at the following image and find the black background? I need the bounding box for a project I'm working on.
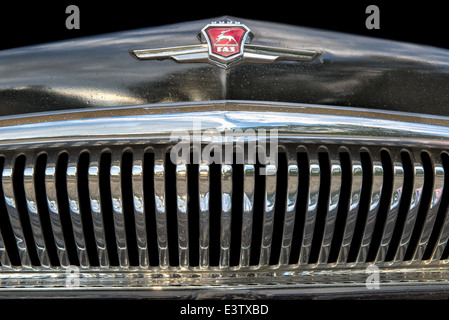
[0,1,447,51]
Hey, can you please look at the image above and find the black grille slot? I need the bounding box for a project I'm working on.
[1,144,449,270]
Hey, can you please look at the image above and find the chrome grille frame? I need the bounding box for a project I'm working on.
[1,100,449,298]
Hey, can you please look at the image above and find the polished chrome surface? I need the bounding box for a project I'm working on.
[318,149,341,265]
[198,163,210,268]
[131,149,149,268]
[279,156,299,266]
[176,163,189,268]
[0,101,449,298]
[219,164,232,268]
[130,21,319,69]
[299,151,320,265]
[240,164,255,268]
[130,43,319,69]
[67,152,90,268]
[87,149,109,268]
[2,156,32,268]
[337,152,362,264]
[2,16,449,118]
[393,152,424,264]
[154,148,169,268]
[23,152,51,268]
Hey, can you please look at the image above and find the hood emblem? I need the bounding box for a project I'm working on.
[130,21,320,69]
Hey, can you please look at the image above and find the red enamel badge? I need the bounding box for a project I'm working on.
[204,26,248,57]
[201,22,251,68]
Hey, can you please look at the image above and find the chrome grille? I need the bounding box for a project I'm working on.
[1,144,448,271]
[1,102,449,298]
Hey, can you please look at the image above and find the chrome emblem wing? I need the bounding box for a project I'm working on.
[130,21,320,69]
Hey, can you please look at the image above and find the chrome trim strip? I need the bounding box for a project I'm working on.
[244,45,319,62]
[130,44,319,69]
[2,101,449,149]
[130,44,208,61]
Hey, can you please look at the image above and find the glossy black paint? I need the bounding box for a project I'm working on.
[0,16,448,117]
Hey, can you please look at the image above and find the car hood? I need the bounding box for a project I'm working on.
[0,16,448,117]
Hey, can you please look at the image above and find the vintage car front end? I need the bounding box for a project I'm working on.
[0,16,448,299]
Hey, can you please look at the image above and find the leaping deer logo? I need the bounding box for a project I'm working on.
[214,29,238,45]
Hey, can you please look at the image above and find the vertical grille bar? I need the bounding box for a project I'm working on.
[375,153,404,262]
[131,149,149,268]
[299,151,320,265]
[431,154,449,261]
[318,151,342,264]
[219,164,232,268]
[393,152,424,263]
[239,164,255,268]
[0,228,11,268]
[110,151,129,268]
[198,163,210,268]
[66,152,90,268]
[45,153,70,267]
[154,148,169,268]
[356,156,383,263]
[337,151,363,264]
[279,154,299,267]
[176,163,189,268]
[259,164,277,267]
[2,156,31,268]
[87,150,109,268]
[412,156,444,262]
[23,152,51,268]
